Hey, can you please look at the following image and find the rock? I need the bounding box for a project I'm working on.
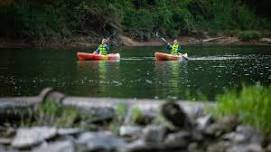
[0,145,5,151]
[196,115,214,130]
[160,102,192,129]
[33,140,74,152]
[164,131,191,148]
[223,131,256,144]
[207,141,230,152]
[266,143,271,152]
[227,143,263,152]
[77,132,126,151]
[204,123,228,137]
[0,144,18,152]
[219,116,239,131]
[124,109,155,125]
[57,128,82,136]
[188,142,203,152]
[260,38,271,44]
[11,127,57,149]
[205,116,238,137]
[84,107,115,124]
[124,139,164,152]
[143,125,167,143]
[120,125,143,137]
[236,125,263,144]
[0,138,12,145]
[191,130,204,142]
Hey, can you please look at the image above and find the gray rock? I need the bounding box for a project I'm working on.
[191,130,204,142]
[223,132,247,144]
[188,142,203,152]
[33,140,74,152]
[227,143,263,152]
[84,107,115,123]
[143,125,167,143]
[204,123,228,137]
[219,116,239,131]
[119,125,142,137]
[77,132,126,151]
[204,117,238,137]
[0,138,12,145]
[124,139,165,152]
[57,128,81,136]
[124,139,148,152]
[11,127,57,149]
[236,125,263,144]
[196,115,214,130]
[0,144,19,152]
[267,143,271,152]
[164,131,191,148]
[207,141,230,152]
[0,145,5,152]
[260,38,271,44]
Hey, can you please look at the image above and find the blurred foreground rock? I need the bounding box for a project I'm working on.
[0,88,268,152]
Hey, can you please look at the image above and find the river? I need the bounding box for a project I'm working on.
[0,45,270,100]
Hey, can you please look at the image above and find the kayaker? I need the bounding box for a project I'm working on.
[94,38,110,55]
[166,39,183,55]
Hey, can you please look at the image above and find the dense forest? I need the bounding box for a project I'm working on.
[0,0,270,43]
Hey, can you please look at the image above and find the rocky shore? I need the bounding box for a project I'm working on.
[0,88,270,152]
[0,35,271,49]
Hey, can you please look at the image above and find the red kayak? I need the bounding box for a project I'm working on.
[77,52,120,60]
[155,52,188,61]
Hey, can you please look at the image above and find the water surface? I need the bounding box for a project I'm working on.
[0,45,270,100]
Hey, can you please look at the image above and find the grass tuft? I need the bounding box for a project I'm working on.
[238,31,262,41]
[212,85,271,134]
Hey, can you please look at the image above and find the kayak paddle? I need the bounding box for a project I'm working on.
[155,32,170,45]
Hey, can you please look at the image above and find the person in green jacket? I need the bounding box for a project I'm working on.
[166,39,183,55]
[94,38,110,55]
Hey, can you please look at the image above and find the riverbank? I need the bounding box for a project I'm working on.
[0,35,271,49]
[0,87,270,152]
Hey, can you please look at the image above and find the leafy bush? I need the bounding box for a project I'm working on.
[213,85,271,134]
[0,0,270,41]
[238,31,262,41]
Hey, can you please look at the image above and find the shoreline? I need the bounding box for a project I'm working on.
[0,88,269,152]
[0,35,271,49]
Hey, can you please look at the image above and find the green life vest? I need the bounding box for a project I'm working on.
[171,44,179,55]
[98,44,107,55]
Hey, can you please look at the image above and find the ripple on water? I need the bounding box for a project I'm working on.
[212,65,226,68]
[190,55,245,61]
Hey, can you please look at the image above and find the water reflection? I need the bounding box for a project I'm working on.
[154,61,188,99]
[76,60,120,96]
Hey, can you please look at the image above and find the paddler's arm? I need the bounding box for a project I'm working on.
[166,43,172,51]
[177,45,184,54]
[106,44,110,52]
[94,47,99,54]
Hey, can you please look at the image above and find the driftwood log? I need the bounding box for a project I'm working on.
[0,88,214,124]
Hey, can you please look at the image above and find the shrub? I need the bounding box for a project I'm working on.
[238,31,262,41]
[212,85,271,134]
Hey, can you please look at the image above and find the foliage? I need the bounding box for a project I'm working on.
[109,103,128,134]
[35,99,81,127]
[212,85,271,134]
[238,31,262,41]
[131,106,143,124]
[0,0,270,42]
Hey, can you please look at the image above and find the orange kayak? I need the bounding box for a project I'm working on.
[77,52,120,60]
[155,52,188,61]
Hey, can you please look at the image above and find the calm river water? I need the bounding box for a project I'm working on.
[0,45,270,100]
